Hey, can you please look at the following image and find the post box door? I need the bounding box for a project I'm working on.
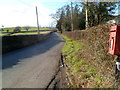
[108,25,120,55]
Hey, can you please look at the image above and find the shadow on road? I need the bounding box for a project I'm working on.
[2,33,64,69]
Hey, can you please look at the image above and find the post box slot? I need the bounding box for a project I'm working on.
[110,30,116,32]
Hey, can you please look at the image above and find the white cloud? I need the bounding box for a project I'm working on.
[0,1,55,27]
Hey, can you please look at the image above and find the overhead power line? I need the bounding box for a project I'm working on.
[18,0,33,7]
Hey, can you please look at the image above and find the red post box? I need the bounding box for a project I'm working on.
[108,25,120,55]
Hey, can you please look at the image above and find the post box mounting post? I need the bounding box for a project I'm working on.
[115,55,120,79]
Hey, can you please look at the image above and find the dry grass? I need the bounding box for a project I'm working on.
[62,24,120,88]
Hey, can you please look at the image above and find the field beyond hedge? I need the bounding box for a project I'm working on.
[0,27,55,36]
[62,24,120,88]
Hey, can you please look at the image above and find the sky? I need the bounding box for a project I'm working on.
[0,0,70,28]
[0,0,119,28]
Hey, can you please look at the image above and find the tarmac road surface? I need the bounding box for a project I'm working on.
[2,32,64,88]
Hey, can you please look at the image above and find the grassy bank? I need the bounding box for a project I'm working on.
[61,24,120,88]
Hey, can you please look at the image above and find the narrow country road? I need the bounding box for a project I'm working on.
[2,32,65,88]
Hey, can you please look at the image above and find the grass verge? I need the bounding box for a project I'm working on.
[61,34,96,88]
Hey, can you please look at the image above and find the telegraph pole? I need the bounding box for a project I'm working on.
[71,2,74,31]
[36,6,40,34]
[85,0,89,28]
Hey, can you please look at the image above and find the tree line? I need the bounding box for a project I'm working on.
[51,2,118,32]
